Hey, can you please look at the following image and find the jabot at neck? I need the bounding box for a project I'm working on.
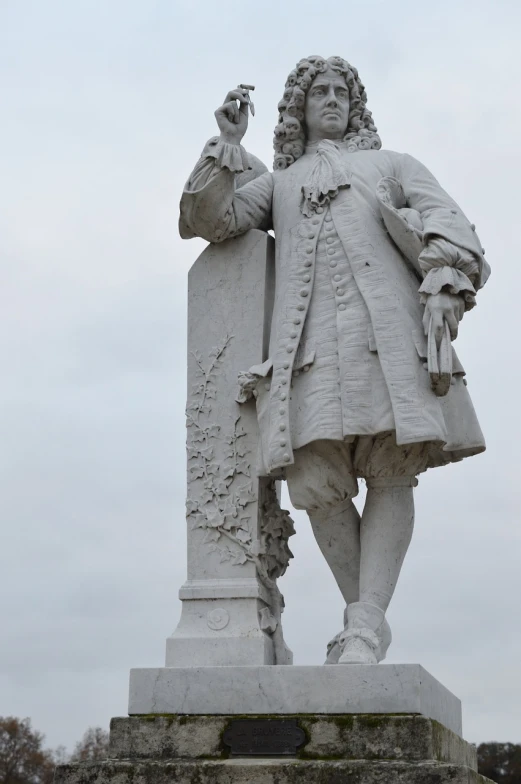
[301,139,351,218]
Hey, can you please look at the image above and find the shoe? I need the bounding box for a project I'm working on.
[338,602,386,665]
[325,604,391,664]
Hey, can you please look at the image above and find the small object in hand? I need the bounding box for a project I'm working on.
[238,83,255,116]
[428,317,452,397]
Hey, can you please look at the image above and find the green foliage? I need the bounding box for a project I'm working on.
[478,742,521,783]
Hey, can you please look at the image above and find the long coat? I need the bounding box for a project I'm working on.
[180,146,489,476]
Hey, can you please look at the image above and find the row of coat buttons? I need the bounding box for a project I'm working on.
[264,363,311,392]
[318,223,349,312]
[299,219,315,299]
[278,209,323,462]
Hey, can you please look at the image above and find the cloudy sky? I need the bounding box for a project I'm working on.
[1,0,520,753]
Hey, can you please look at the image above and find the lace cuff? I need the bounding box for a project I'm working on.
[204,137,250,173]
[418,237,479,311]
[419,268,477,310]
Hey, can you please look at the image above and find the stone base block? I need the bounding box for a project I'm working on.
[55,758,491,784]
[129,664,462,736]
[55,714,492,784]
[109,714,475,766]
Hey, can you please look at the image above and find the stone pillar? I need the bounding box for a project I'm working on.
[165,229,294,668]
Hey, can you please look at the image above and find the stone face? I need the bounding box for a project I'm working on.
[109,714,476,767]
[55,712,492,784]
[129,664,462,736]
[55,759,491,784]
[56,710,493,784]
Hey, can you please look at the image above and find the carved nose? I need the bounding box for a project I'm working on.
[326,97,338,107]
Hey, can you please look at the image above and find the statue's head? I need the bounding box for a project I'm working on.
[273,56,381,170]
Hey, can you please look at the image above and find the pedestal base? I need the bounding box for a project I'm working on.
[55,714,492,784]
[129,664,462,735]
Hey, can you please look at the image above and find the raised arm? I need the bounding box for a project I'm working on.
[179,87,273,243]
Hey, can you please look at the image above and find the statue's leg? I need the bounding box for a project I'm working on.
[308,499,361,605]
[359,479,416,611]
[285,440,360,602]
[308,501,364,665]
[285,440,363,662]
[338,477,416,665]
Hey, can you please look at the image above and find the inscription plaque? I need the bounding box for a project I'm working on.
[223,719,306,756]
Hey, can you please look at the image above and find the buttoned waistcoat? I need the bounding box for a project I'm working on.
[180,147,488,475]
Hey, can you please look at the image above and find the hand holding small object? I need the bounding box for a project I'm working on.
[214,84,255,145]
[422,292,464,346]
[238,84,255,116]
[423,292,464,397]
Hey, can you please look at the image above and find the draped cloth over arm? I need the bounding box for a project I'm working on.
[376,155,490,310]
[396,153,491,309]
[179,138,274,243]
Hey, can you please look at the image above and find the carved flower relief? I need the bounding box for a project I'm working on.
[261,481,295,580]
[207,608,230,631]
[259,607,278,634]
[236,359,273,404]
[186,338,296,635]
[186,336,258,568]
[236,371,258,404]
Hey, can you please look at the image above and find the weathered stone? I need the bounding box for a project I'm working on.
[109,716,225,761]
[129,664,463,736]
[55,758,491,784]
[109,714,476,767]
[56,712,492,784]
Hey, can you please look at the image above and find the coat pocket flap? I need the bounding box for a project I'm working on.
[294,345,316,371]
[247,358,273,377]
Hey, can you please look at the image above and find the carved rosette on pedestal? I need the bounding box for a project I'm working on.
[166,230,295,667]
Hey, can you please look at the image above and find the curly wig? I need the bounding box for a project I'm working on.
[273,55,381,170]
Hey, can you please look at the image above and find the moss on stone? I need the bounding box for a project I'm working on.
[134,714,177,723]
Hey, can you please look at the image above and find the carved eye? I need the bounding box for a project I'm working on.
[313,87,325,96]
[337,90,348,100]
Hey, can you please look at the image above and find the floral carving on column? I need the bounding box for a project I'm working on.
[185,335,295,662]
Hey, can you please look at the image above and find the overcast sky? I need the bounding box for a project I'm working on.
[1,0,520,753]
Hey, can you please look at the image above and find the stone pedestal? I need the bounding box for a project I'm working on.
[55,712,492,783]
[168,229,294,669]
[129,664,463,736]
[55,665,493,782]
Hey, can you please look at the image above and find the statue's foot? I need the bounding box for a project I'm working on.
[325,635,342,664]
[325,608,392,665]
[337,602,387,666]
[338,629,379,664]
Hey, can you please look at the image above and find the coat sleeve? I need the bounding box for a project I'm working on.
[179,138,274,243]
[396,153,490,307]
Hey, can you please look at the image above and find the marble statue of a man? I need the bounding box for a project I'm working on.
[179,55,490,665]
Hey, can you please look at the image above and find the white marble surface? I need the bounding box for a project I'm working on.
[129,664,462,736]
[178,57,489,665]
[168,229,294,667]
